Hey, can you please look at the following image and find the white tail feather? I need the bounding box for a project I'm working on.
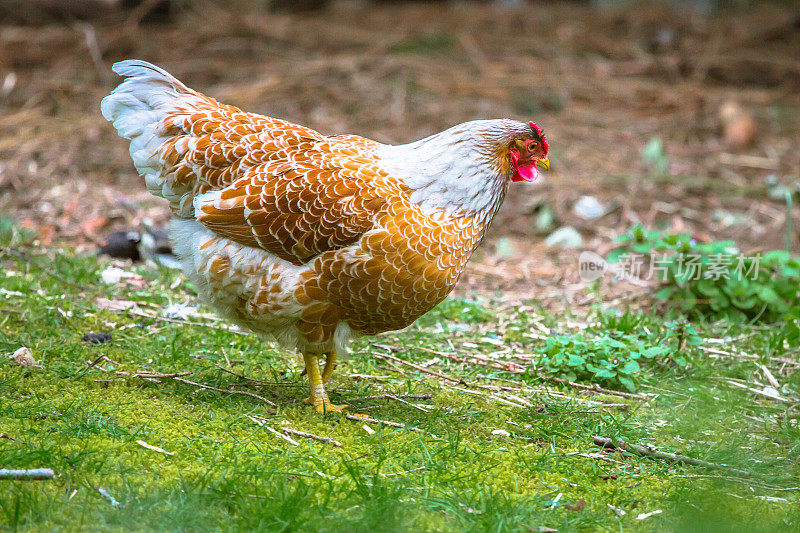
[101,60,199,215]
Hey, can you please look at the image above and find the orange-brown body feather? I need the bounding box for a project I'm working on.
[167,98,491,343]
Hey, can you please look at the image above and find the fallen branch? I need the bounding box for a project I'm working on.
[723,379,791,403]
[347,393,432,402]
[345,413,421,432]
[116,370,193,379]
[87,353,109,368]
[212,362,304,387]
[266,425,300,446]
[0,468,55,480]
[280,427,342,448]
[593,436,752,477]
[701,345,800,368]
[441,350,527,373]
[109,367,277,410]
[395,342,528,373]
[344,373,392,380]
[174,377,277,409]
[245,415,300,446]
[387,394,430,413]
[550,377,648,400]
[570,452,625,465]
[373,345,635,406]
[372,348,463,384]
[488,394,528,409]
[128,308,246,335]
[73,22,111,85]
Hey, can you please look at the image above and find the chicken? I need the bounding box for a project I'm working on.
[101,60,550,413]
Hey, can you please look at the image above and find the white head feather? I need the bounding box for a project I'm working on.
[375,119,534,219]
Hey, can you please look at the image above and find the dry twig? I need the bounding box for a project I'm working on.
[136,440,175,456]
[212,362,304,387]
[345,413,422,432]
[245,415,300,446]
[372,347,463,384]
[98,486,122,507]
[386,394,430,413]
[593,436,752,477]
[109,367,278,410]
[128,308,246,335]
[0,468,55,480]
[280,427,343,448]
[550,377,648,400]
[174,377,277,409]
[347,393,432,402]
[115,370,193,379]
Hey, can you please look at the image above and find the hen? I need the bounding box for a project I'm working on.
[101,60,550,413]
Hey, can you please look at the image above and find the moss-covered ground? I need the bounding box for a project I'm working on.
[1,245,799,532]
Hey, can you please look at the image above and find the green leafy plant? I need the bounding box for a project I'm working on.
[538,332,657,392]
[780,308,800,346]
[533,310,705,392]
[610,224,800,321]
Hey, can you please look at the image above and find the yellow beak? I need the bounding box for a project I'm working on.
[538,157,550,171]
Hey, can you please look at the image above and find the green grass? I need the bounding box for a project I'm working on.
[1,243,799,532]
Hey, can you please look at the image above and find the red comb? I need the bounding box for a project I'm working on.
[528,121,549,154]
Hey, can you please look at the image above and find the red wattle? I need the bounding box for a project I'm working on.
[510,149,538,182]
[512,164,538,182]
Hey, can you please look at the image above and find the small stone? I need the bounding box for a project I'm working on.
[573,196,606,220]
[82,332,113,345]
[719,100,756,149]
[100,266,136,284]
[10,347,38,367]
[545,227,583,248]
[725,115,757,148]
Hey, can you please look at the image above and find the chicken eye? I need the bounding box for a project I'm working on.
[526,141,538,152]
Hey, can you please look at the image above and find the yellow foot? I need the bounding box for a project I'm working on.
[302,352,346,414]
[302,396,347,413]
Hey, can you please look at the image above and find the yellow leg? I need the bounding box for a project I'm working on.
[302,353,346,414]
[321,351,337,384]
